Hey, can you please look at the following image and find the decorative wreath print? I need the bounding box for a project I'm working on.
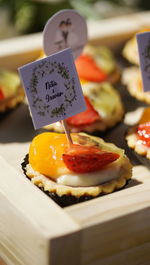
[142,37,150,79]
[29,59,77,118]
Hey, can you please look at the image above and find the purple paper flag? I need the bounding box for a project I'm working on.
[137,32,150,92]
[18,48,86,129]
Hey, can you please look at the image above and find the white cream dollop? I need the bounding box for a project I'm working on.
[57,163,121,187]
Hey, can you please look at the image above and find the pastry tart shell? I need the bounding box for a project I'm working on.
[122,67,150,104]
[22,154,132,207]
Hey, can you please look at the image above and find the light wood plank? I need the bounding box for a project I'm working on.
[1,10,150,71]
[88,11,150,47]
[80,208,150,265]
[0,33,42,70]
[66,167,150,264]
[0,156,80,265]
[0,258,7,265]
[67,176,150,265]
[82,238,150,265]
[66,166,150,226]
[66,181,150,227]
[0,33,42,57]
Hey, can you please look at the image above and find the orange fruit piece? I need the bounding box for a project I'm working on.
[139,108,150,124]
[29,133,69,179]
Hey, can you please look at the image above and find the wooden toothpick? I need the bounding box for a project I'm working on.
[61,120,73,145]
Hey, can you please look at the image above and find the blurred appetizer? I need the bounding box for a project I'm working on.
[75,45,120,84]
[22,132,132,207]
[122,28,150,65]
[126,107,150,167]
[45,82,124,133]
[122,66,150,104]
[0,70,24,112]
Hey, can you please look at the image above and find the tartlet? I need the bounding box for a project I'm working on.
[122,28,150,103]
[122,28,150,65]
[44,82,124,133]
[22,132,132,207]
[122,66,150,104]
[126,107,150,167]
[0,70,24,112]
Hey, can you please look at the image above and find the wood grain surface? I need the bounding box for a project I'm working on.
[0,258,7,265]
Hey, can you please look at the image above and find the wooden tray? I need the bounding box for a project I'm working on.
[1,11,150,265]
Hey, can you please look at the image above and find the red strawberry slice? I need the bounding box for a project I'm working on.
[0,88,4,100]
[63,144,119,173]
[67,96,100,126]
[137,122,150,147]
[75,54,107,82]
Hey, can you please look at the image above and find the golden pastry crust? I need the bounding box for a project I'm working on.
[0,86,24,112]
[122,67,150,104]
[122,36,139,65]
[24,134,132,197]
[25,158,131,197]
[126,126,150,159]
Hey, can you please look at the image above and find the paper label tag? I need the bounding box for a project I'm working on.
[19,48,86,129]
[136,32,150,92]
[43,9,87,59]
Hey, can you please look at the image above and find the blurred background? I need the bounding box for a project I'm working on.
[0,1,150,265]
[0,0,150,40]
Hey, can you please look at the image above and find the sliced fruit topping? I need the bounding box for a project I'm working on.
[29,132,69,179]
[139,108,150,124]
[137,122,150,147]
[67,96,100,126]
[29,132,121,178]
[75,54,107,82]
[63,144,120,173]
[0,88,4,100]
